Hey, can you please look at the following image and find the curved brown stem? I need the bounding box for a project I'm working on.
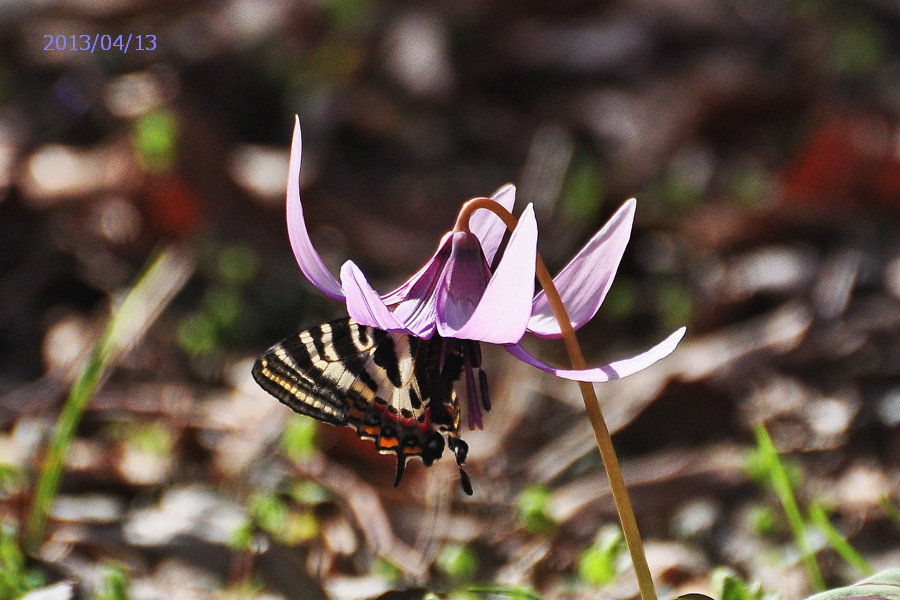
[455,197,658,600]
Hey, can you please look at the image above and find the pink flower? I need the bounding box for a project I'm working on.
[285,118,685,426]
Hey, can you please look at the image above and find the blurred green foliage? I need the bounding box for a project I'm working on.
[655,164,703,211]
[177,242,260,359]
[602,277,638,322]
[133,108,179,174]
[750,425,825,590]
[288,479,331,505]
[828,14,886,77]
[746,504,779,538]
[92,565,130,600]
[657,280,693,332]
[464,586,544,600]
[0,523,44,599]
[248,492,289,536]
[561,158,606,225]
[216,245,259,286]
[577,526,625,587]
[177,311,219,356]
[712,568,775,600]
[436,544,479,582]
[881,496,900,531]
[0,464,23,498]
[104,421,174,457]
[246,489,320,546]
[371,557,402,583]
[515,484,556,535]
[281,415,318,461]
[726,164,770,209]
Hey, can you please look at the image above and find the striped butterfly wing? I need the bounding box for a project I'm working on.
[252,318,472,492]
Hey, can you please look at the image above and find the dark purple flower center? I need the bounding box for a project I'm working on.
[436,232,493,331]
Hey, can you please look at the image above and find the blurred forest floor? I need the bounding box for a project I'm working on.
[0,1,899,599]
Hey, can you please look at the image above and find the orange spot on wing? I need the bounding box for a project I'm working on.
[378,436,399,449]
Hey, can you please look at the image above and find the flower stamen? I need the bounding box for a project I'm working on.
[478,369,491,412]
[463,346,483,430]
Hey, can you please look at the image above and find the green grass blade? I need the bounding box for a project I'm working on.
[753,424,826,592]
[25,246,193,551]
[880,496,900,531]
[465,585,544,600]
[808,503,874,576]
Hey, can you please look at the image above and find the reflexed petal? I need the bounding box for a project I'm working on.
[505,326,686,382]
[440,204,538,344]
[286,117,345,301]
[340,261,413,333]
[528,198,636,338]
[470,184,516,264]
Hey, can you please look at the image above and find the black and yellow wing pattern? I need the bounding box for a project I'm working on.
[252,318,472,493]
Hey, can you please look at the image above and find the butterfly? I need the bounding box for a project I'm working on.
[252,317,474,495]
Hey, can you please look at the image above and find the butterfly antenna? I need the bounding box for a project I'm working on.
[393,456,407,488]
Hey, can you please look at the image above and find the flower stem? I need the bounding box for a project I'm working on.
[456,198,658,600]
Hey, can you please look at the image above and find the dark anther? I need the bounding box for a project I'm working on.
[463,350,482,430]
[468,340,482,369]
[438,337,448,373]
[478,369,491,412]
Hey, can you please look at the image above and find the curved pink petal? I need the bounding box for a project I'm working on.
[470,184,516,264]
[380,232,453,306]
[388,235,454,337]
[439,204,538,344]
[339,261,414,334]
[504,326,686,382]
[287,117,345,301]
[528,198,636,339]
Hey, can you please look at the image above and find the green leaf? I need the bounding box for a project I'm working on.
[802,569,900,600]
